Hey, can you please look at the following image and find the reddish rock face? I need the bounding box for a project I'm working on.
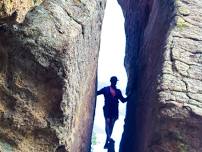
[118,0,202,152]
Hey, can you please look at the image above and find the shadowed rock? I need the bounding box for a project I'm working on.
[118,0,202,152]
[0,0,202,151]
[0,0,106,151]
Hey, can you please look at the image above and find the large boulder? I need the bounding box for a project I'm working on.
[119,0,202,151]
[0,0,106,151]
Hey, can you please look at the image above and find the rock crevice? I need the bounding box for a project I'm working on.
[1,0,202,151]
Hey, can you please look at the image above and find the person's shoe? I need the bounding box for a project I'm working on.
[109,138,115,143]
[104,140,109,149]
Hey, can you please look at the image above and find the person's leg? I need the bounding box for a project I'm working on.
[104,118,110,148]
[105,118,110,139]
[109,118,116,138]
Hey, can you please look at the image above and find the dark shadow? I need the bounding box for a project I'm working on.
[55,145,67,152]
[118,0,177,151]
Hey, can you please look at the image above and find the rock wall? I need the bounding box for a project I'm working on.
[1,0,201,151]
[0,0,106,151]
[119,0,202,151]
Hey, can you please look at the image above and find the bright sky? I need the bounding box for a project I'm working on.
[98,0,126,90]
[92,1,126,152]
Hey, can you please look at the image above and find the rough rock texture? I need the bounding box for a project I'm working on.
[119,0,202,152]
[0,0,43,22]
[0,0,106,151]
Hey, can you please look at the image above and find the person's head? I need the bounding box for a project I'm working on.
[110,76,118,87]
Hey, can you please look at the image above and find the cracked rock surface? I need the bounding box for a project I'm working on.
[0,0,106,151]
[119,0,202,151]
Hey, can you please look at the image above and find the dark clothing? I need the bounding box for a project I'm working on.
[97,86,126,120]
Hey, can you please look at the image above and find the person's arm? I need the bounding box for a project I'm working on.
[118,90,127,103]
[97,87,104,96]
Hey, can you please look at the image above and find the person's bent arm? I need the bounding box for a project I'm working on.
[97,88,104,96]
[118,90,127,103]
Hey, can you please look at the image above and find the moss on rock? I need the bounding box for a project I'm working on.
[178,143,188,152]
[176,17,188,30]
[178,7,190,16]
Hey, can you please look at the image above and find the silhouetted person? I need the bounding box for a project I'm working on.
[97,76,128,149]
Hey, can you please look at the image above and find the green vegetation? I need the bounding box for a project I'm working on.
[178,143,188,152]
[33,0,38,4]
[176,17,188,30]
[0,140,13,152]
[179,7,190,16]
[91,132,97,145]
[0,4,4,13]
[33,0,42,4]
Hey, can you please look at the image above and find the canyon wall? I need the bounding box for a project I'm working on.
[119,0,202,152]
[0,0,106,151]
[1,0,202,151]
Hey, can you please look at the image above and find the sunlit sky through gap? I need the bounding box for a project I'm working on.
[92,0,127,151]
[98,0,126,88]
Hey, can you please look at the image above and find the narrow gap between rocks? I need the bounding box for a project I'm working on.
[91,1,127,152]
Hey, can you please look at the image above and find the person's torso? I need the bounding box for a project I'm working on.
[103,86,120,108]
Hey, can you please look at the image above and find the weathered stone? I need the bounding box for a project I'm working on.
[188,93,202,103]
[119,0,202,151]
[174,60,189,76]
[1,0,202,151]
[0,0,106,151]
[183,77,202,94]
[160,74,187,92]
[188,65,202,80]
[159,91,189,103]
